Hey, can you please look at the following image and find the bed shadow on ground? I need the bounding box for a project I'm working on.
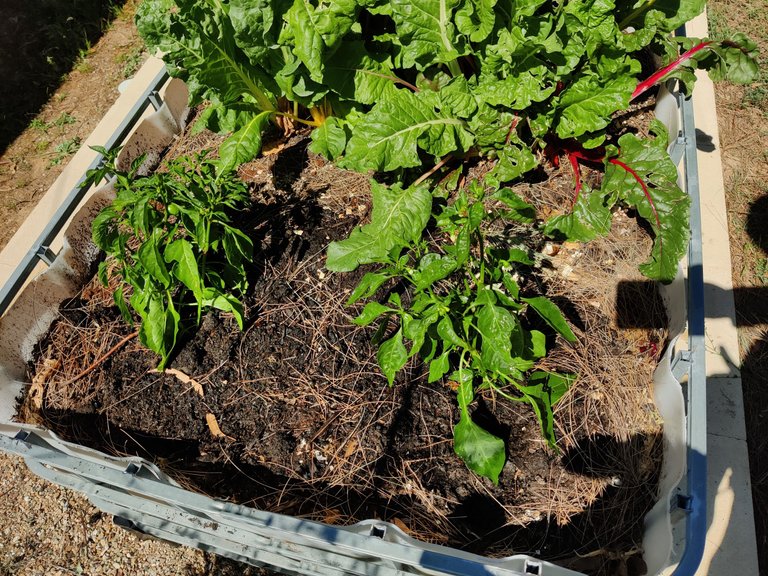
[0,0,125,153]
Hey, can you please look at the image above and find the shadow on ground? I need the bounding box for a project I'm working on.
[737,193,768,574]
[615,193,768,574]
[0,0,125,154]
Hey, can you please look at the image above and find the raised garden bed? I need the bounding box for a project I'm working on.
[0,1,760,575]
[7,96,669,576]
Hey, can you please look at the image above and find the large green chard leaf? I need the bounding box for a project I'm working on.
[326,181,432,271]
[229,0,288,66]
[693,34,761,84]
[601,121,691,283]
[455,0,496,42]
[135,0,175,54]
[280,0,359,81]
[324,41,399,104]
[478,27,559,109]
[218,111,273,170]
[137,0,277,111]
[561,0,618,58]
[390,0,467,70]
[555,71,636,140]
[626,0,706,34]
[544,185,612,242]
[342,89,473,172]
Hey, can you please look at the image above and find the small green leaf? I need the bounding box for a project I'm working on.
[502,273,520,299]
[113,286,133,325]
[413,253,457,290]
[437,316,467,348]
[522,296,577,342]
[476,304,517,373]
[556,71,637,140]
[353,302,392,326]
[92,208,119,251]
[519,371,575,449]
[347,272,390,305]
[137,231,171,289]
[454,411,505,484]
[165,239,203,304]
[493,188,536,223]
[139,293,179,369]
[218,111,272,171]
[203,288,245,330]
[428,349,452,382]
[528,330,547,359]
[222,226,254,267]
[378,328,408,386]
[97,261,109,287]
[309,117,348,160]
[326,182,432,272]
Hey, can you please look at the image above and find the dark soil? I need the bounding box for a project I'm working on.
[21,134,666,576]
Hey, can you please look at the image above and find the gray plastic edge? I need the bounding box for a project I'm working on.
[0,65,169,318]
[667,86,707,576]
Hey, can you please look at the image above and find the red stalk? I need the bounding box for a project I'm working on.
[567,152,582,205]
[631,41,713,101]
[609,157,662,255]
[504,115,521,145]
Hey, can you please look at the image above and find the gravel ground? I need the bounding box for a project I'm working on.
[0,453,209,575]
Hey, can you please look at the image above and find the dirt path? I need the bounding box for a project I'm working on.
[0,1,146,251]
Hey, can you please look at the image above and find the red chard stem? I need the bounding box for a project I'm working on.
[631,41,714,101]
[608,157,662,255]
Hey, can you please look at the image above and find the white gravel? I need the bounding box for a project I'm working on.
[0,453,264,575]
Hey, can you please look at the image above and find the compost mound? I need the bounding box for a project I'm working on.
[20,135,666,576]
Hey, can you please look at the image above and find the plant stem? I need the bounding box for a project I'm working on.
[413,155,452,187]
[631,41,714,101]
[273,111,321,127]
[618,0,655,30]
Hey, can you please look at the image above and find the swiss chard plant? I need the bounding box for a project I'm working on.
[85,150,253,369]
[136,0,758,283]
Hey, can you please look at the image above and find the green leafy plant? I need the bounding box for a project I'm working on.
[85,149,254,369]
[137,0,758,283]
[329,178,576,482]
